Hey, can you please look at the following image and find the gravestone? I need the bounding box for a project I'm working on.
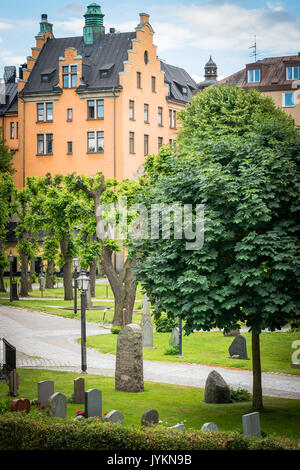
[115,323,144,393]
[171,327,180,346]
[8,370,19,397]
[229,334,249,360]
[223,329,240,337]
[49,392,67,419]
[104,410,124,425]
[201,422,219,432]
[204,370,232,404]
[242,412,261,437]
[11,398,30,414]
[74,377,85,404]
[38,380,54,407]
[169,423,185,432]
[141,295,154,349]
[85,388,102,418]
[141,409,159,426]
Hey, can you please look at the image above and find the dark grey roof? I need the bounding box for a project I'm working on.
[22,32,136,94]
[161,62,198,103]
[0,82,18,116]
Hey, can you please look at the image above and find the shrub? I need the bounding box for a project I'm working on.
[0,414,297,450]
[110,326,123,334]
[164,345,179,355]
[230,388,251,402]
[155,316,177,333]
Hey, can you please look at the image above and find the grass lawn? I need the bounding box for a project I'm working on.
[85,330,300,376]
[1,369,300,440]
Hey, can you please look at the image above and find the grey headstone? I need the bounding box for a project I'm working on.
[242,412,261,437]
[105,410,124,425]
[141,409,159,426]
[141,296,154,348]
[8,370,19,397]
[38,380,54,407]
[85,388,102,418]
[49,392,67,419]
[169,423,186,432]
[74,377,85,404]
[229,334,249,359]
[171,327,179,346]
[115,323,144,393]
[204,370,232,404]
[201,422,219,432]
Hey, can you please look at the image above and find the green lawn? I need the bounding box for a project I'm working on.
[85,330,300,376]
[1,369,300,439]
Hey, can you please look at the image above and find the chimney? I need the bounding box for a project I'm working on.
[38,13,53,35]
[83,3,105,45]
[109,27,115,34]
[139,13,150,24]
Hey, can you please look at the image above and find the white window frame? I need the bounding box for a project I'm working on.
[282,92,295,108]
[286,66,299,81]
[248,69,260,83]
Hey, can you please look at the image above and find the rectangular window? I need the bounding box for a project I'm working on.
[71,65,77,73]
[286,66,299,80]
[137,72,141,89]
[46,103,53,121]
[97,131,104,152]
[88,100,95,119]
[158,107,163,126]
[129,132,135,153]
[152,76,156,92]
[37,103,44,122]
[97,100,104,119]
[129,100,134,120]
[10,122,15,139]
[283,92,295,107]
[71,74,77,88]
[67,108,73,121]
[169,109,176,129]
[37,134,53,155]
[67,141,73,154]
[144,134,149,156]
[87,131,104,152]
[63,74,69,88]
[16,122,18,139]
[248,69,260,83]
[62,65,77,88]
[88,132,96,152]
[144,104,149,123]
[158,137,163,150]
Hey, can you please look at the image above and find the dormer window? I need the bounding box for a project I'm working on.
[248,69,260,83]
[182,86,188,95]
[62,65,77,88]
[286,66,299,80]
[40,67,56,83]
[99,63,114,79]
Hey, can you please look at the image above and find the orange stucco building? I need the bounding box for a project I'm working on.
[1,5,198,189]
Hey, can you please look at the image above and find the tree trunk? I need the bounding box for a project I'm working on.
[20,251,29,297]
[86,283,93,309]
[46,260,55,289]
[252,332,264,411]
[89,258,97,298]
[60,238,73,301]
[0,267,5,292]
[28,260,35,292]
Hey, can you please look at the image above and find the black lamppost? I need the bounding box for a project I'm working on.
[8,251,14,302]
[178,318,184,358]
[77,269,90,373]
[73,257,80,314]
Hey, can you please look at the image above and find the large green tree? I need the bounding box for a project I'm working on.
[134,88,300,411]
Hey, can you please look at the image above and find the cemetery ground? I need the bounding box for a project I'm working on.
[1,368,300,442]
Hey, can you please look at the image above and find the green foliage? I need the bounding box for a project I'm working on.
[164,344,179,355]
[0,414,295,450]
[110,326,123,334]
[155,316,177,333]
[230,388,251,402]
[0,133,14,175]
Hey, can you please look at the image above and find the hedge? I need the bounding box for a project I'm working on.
[0,414,297,450]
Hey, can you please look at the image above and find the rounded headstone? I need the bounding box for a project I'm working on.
[104,410,124,425]
[204,370,232,404]
[229,334,249,359]
[49,392,67,419]
[141,409,159,426]
[201,422,219,432]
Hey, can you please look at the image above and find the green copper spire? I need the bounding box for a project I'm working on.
[36,14,53,38]
[83,3,105,44]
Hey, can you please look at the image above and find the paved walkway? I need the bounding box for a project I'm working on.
[0,305,299,399]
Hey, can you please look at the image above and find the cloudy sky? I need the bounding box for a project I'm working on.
[0,0,300,83]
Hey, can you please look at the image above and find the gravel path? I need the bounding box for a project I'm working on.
[0,305,299,399]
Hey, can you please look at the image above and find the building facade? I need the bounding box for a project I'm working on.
[1,4,198,189]
[217,55,300,126]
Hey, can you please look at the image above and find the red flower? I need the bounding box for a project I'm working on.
[41,406,45,410]
[104,412,107,415]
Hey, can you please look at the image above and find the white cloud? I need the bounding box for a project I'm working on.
[0,21,13,30]
[0,50,26,66]
[55,17,84,35]
[266,2,285,12]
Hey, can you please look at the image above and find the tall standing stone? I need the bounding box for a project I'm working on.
[49,392,67,419]
[204,370,232,404]
[172,327,180,346]
[38,380,54,407]
[229,334,249,360]
[74,377,85,404]
[85,388,102,418]
[141,295,154,349]
[115,323,144,392]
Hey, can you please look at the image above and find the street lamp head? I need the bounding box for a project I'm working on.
[73,257,80,269]
[8,251,14,264]
[77,269,90,292]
